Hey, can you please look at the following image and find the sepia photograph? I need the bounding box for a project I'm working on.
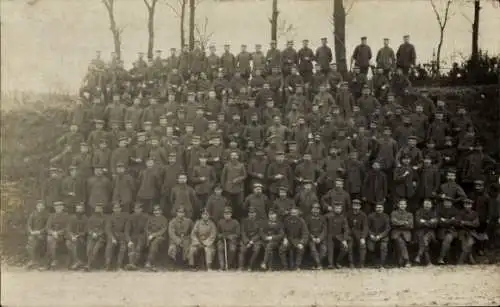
[1,0,500,306]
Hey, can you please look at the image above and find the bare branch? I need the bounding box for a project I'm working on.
[162,0,181,16]
[430,0,444,29]
[143,0,152,10]
[441,0,453,30]
[345,0,356,16]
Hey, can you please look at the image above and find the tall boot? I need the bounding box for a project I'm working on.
[457,251,467,264]
[279,251,288,269]
[295,250,304,269]
[218,248,225,270]
[117,246,126,269]
[359,247,366,267]
[238,249,246,269]
[249,249,259,269]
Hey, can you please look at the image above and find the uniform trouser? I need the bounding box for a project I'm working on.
[137,198,155,214]
[146,236,164,264]
[128,236,146,266]
[309,240,327,265]
[348,237,367,265]
[47,235,67,262]
[67,236,86,264]
[359,66,370,75]
[86,236,105,267]
[238,241,262,268]
[197,193,209,210]
[168,239,190,262]
[458,234,475,263]
[188,243,215,267]
[279,241,305,268]
[224,191,245,219]
[327,238,349,266]
[416,230,435,259]
[392,234,410,262]
[367,237,389,264]
[217,239,238,269]
[105,236,126,267]
[26,234,45,263]
[262,241,280,266]
[439,231,458,260]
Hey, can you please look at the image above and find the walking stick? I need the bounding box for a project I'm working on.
[224,238,228,270]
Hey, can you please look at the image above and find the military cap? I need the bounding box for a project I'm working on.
[302,179,313,184]
[335,177,344,182]
[352,199,361,204]
[192,135,201,140]
[138,52,145,55]
[332,201,343,207]
[69,165,78,170]
[474,179,485,184]
[118,136,128,142]
[224,43,230,47]
[361,36,367,40]
[80,141,88,147]
[177,108,186,113]
[287,40,293,44]
[170,47,176,51]
[275,150,285,155]
[241,44,247,47]
[150,135,159,141]
[408,135,417,140]
[137,131,146,137]
[321,37,327,41]
[176,206,186,213]
[444,135,454,140]
[134,202,143,208]
[116,161,125,167]
[312,203,321,209]
[95,202,104,207]
[279,186,288,191]
[255,43,262,47]
[302,39,309,42]
[143,121,153,125]
[94,119,105,124]
[214,184,222,190]
[362,84,370,89]
[288,140,297,146]
[153,204,162,211]
[423,155,432,160]
[253,182,263,188]
[49,166,58,171]
[268,208,277,215]
[112,202,122,208]
[224,206,233,213]
[53,201,64,207]
[255,147,265,155]
[124,119,133,124]
[168,151,177,157]
[403,34,410,38]
[446,168,457,174]
[464,198,474,204]
[201,207,210,215]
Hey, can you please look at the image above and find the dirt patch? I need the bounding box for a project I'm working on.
[1,265,499,306]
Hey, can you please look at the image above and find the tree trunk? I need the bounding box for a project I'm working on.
[147,7,155,59]
[333,0,347,76]
[471,0,480,81]
[270,0,278,42]
[180,0,186,48]
[189,0,195,50]
[436,30,444,74]
[103,0,121,59]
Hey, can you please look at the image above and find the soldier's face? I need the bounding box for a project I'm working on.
[202,213,210,221]
[424,158,431,166]
[276,155,284,162]
[279,191,287,198]
[168,156,176,164]
[230,153,238,161]
[333,206,342,214]
[134,207,143,214]
[398,202,407,210]
[178,176,187,184]
[116,166,125,174]
[290,209,299,216]
[154,208,162,216]
[125,123,133,130]
[146,160,154,167]
[404,37,410,43]
[474,183,484,191]
[464,203,473,210]
[269,212,277,221]
[112,206,121,213]
[423,201,432,210]
[96,123,103,130]
[81,145,89,153]
[352,204,361,212]
[447,173,456,181]
[443,200,452,208]
[335,181,344,189]
[36,203,45,211]
[223,212,232,220]
[95,206,103,213]
[55,205,64,213]
[186,126,193,133]
[70,169,77,177]
[76,205,85,213]
[375,205,384,213]
[312,207,320,215]
[95,169,103,176]
[254,187,262,194]
[248,211,256,219]
[177,210,185,218]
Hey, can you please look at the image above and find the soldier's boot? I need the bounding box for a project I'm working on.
[144,262,153,271]
[279,251,288,270]
[468,253,476,264]
[347,251,354,268]
[359,247,366,268]
[312,253,321,269]
[218,248,225,270]
[237,250,246,270]
[126,251,138,270]
[295,249,304,270]
[438,240,451,264]
[26,260,36,270]
[336,249,347,268]
[457,251,467,265]
[424,251,432,265]
[414,254,421,264]
[380,246,388,268]
[248,250,259,270]
[116,247,125,269]
[228,248,237,269]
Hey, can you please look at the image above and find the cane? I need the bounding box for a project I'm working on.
[224,238,228,270]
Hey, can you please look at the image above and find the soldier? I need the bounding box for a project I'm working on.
[260,209,285,271]
[315,37,333,73]
[105,202,129,270]
[46,201,70,269]
[439,169,467,205]
[457,199,480,264]
[42,167,63,210]
[243,182,271,221]
[26,200,49,269]
[237,44,252,80]
[85,202,107,271]
[206,45,220,80]
[273,186,295,221]
[61,165,86,211]
[279,206,309,270]
[66,202,87,270]
[361,163,389,214]
[436,197,460,264]
[110,136,131,173]
[125,202,149,270]
[91,138,111,171]
[376,38,396,76]
[190,153,217,208]
[216,206,240,270]
[72,142,93,182]
[105,93,126,128]
[344,150,365,200]
[305,203,327,269]
[144,205,168,271]
[111,162,136,213]
[281,40,298,76]
[392,155,418,210]
[396,35,417,76]
[322,178,351,213]
[190,41,205,77]
[188,208,217,271]
[137,157,162,213]
[221,151,247,217]
[347,199,368,267]
[351,36,372,75]
[265,40,281,74]
[427,111,449,149]
[168,206,193,265]
[390,199,414,267]
[414,199,438,265]
[57,124,85,156]
[251,44,266,75]
[221,44,236,80]
[178,44,191,80]
[357,85,380,119]
[298,39,315,84]
[335,82,355,120]
[238,206,262,271]
[170,173,199,220]
[87,119,108,150]
[367,202,391,268]
[326,202,351,268]
[206,185,230,223]
[87,166,112,212]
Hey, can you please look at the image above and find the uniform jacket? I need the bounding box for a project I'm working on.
[283,215,309,245]
[112,173,136,206]
[67,213,88,237]
[217,218,241,241]
[190,164,216,195]
[106,212,129,238]
[326,213,350,241]
[260,219,285,242]
[126,212,149,240]
[170,184,199,218]
[221,161,247,194]
[137,167,162,200]
[390,209,414,241]
[367,212,391,238]
[362,169,388,204]
[87,175,112,208]
[168,216,193,245]
[306,215,327,241]
[347,211,369,240]
[191,219,217,246]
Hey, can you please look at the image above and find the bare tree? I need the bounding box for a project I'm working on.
[277,19,297,42]
[194,17,214,50]
[189,0,195,50]
[102,0,123,60]
[430,0,453,74]
[163,0,188,48]
[270,0,279,42]
[144,0,160,59]
[330,0,355,76]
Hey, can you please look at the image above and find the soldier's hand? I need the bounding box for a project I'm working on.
[341,240,348,248]
[148,235,154,241]
[266,236,273,241]
[370,234,376,240]
[257,174,264,179]
[248,240,253,246]
[420,219,426,223]
[213,157,219,161]
[72,235,77,242]
[283,238,289,246]
[112,238,117,245]
[440,218,446,222]
[375,235,380,241]
[328,206,333,212]
[360,238,366,246]
[200,176,206,182]
[68,192,75,196]
[92,233,98,238]
[128,241,134,248]
[297,243,304,249]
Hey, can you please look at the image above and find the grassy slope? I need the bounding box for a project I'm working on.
[0,86,498,264]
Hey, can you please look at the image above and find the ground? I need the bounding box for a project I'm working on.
[1,265,499,306]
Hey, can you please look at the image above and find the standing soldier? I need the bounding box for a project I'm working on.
[110,136,131,172]
[221,151,247,217]
[170,173,199,220]
[251,44,266,75]
[161,152,185,215]
[376,38,396,76]
[414,199,438,265]
[85,202,107,271]
[190,41,205,77]
[168,206,193,266]
[260,209,285,271]
[206,45,220,80]
[238,206,262,271]
[221,44,236,80]
[439,169,467,205]
[136,158,162,213]
[190,153,217,208]
[390,199,414,267]
[326,202,351,268]
[281,40,298,77]
[267,151,294,200]
[166,47,179,74]
[347,199,369,267]
[144,205,168,271]
[362,161,388,212]
[26,200,49,269]
[457,198,480,264]
[87,119,108,150]
[237,44,252,80]
[61,165,86,211]
[206,185,230,223]
[243,183,271,221]
[188,208,218,271]
[178,44,191,80]
[265,40,281,74]
[351,36,372,75]
[436,197,459,264]
[46,201,70,269]
[273,186,295,221]
[112,162,136,213]
[42,167,63,210]
[344,150,365,200]
[392,155,418,210]
[315,37,333,74]
[279,206,309,270]
[125,202,149,270]
[396,35,417,76]
[216,206,240,270]
[66,203,87,270]
[322,178,351,213]
[105,202,129,270]
[105,93,126,128]
[416,156,441,205]
[298,39,315,85]
[367,202,391,268]
[125,97,143,132]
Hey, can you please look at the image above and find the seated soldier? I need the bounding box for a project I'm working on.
[260,209,285,271]
[414,199,438,265]
[238,206,262,271]
[85,202,107,271]
[307,203,327,269]
[347,199,369,268]
[217,206,240,270]
[457,199,480,265]
[145,205,169,271]
[279,206,309,270]
[390,199,414,268]
[326,202,351,269]
[188,208,217,271]
[26,200,49,270]
[125,203,149,270]
[168,206,193,266]
[105,202,129,271]
[67,202,88,270]
[46,201,70,270]
[367,202,391,268]
[436,197,459,264]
